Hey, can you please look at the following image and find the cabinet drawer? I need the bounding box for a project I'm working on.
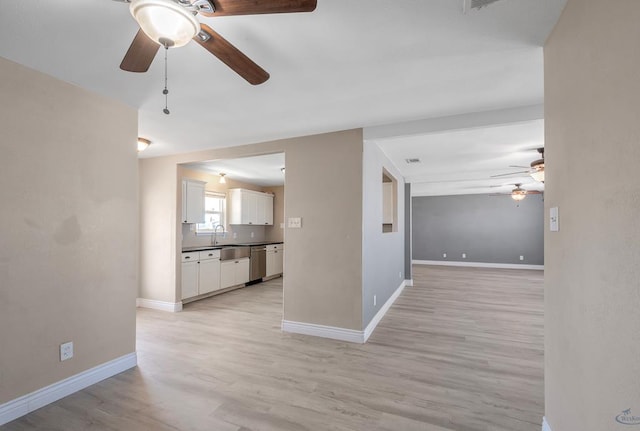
[181,252,199,262]
[266,243,284,252]
[199,250,220,260]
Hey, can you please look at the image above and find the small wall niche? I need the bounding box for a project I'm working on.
[382,169,397,233]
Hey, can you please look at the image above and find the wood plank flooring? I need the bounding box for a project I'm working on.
[2,265,544,431]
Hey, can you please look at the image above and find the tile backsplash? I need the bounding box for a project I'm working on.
[181,224,266,248]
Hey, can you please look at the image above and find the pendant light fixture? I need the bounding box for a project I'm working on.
[219,173,226,184]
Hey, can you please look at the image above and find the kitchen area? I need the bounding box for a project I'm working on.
[178,153,285,305]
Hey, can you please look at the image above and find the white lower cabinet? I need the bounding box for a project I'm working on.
[220,257,250,289]
[181,250,221,300]
[266,244,284,278]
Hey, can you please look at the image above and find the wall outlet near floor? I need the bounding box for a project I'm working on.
[462,253,466,259]
[280,223,285,229]
[520,255,524,261]
[250,232,254,238]
[443,253,447,258]
[60,342,73,362]
[233,232,237,239]
[399,271,402,279]
[373,295,377,306]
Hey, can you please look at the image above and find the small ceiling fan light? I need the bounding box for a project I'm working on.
[511,191,527,201]
[530,170,545,183]
[137,137,151,152]
[130,0,200,48]
[219,173,226,184]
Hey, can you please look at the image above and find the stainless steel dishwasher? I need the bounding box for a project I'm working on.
[249,246,266,282]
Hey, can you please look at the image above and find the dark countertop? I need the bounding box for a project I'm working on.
[182,241,283,253]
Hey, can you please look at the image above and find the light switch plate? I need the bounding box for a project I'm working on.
[550,207,559,232]
[288,217,302,228]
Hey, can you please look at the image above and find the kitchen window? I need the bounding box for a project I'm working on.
[196,192,226,234]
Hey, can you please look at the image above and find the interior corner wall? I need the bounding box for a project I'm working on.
[362,142,405,328]
[404,183,412,281]
[412,194,544,265]
[0,57,138,403]
[139,129,363,330]
[544,1,640,430]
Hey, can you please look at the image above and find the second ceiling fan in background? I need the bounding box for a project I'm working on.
[118,0,317,85]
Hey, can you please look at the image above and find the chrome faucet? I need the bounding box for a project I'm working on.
[211,224,225,246]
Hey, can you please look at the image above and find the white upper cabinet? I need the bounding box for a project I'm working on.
[227,189,274,225]
[182,179,206,224]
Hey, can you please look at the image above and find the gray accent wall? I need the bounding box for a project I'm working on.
[362,142,405,328]
[412,194,543,265]
[404,183,412,280]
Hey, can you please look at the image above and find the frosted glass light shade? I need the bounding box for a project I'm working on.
[137,138,151,152]
[530,169,545,183]
[130,0,200,48]
[511,191,526,201]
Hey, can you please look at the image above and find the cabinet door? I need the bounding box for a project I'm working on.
[275,249,284,275]
[185,180,206,224]
[266,251,276,277]
[235,258,250,285]
[227,189,242,225]
[181,261,199,299]
[241,192,258,225]
[264,194,273,225]
[220,261,236,289]
[255,193,266,225]
[198,258,220,294]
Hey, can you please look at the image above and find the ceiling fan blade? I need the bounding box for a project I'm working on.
[200,0,317,17]
[194,24,269,85]
[525,191,543,195]
[509,165,530,169]
[490,170,531,178]
[120,29,160,73]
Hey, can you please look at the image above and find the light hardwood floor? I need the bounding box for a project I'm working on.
[3,265,544,431]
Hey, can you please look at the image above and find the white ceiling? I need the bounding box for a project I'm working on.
[0,0,566,162]
[375,119,545,196]
[183,152,285,186]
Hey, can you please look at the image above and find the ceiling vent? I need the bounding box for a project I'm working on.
[465,0,502,11]
[405,158,421,164]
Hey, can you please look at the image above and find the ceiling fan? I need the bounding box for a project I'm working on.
[116,0,317,85]
[491,183,543,202]
[491,147,545,183]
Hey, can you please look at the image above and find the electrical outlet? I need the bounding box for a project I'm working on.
[60,342,73,362]
[520,255,524,261]
[250,232,254,238]
[399,271,402,278]
[280,223,285,229]
[443,253,447,258]
[233,232,237,239]
[462,253,466,259]
[373,295,377,306]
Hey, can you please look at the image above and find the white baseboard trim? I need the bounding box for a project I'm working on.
[542,416,552,431]
[413,260,544,271]
[282,320,365,344]
[0,352,137,426]
[405,279,413,287]
[136,298,183,312]
[282,280,406,344]
[364,280,406,342]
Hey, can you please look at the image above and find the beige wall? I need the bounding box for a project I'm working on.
[0,57,138,403]
[139,130,363,329]
[264,185,285,243]
[544,1,640,430]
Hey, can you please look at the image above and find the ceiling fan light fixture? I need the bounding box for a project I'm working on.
[530,169,545,183]
[130,0,200,48]
[511,190,527,201]
[137,137,151,152]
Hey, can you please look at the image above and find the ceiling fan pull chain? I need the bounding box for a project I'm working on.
[162,45,170,115]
